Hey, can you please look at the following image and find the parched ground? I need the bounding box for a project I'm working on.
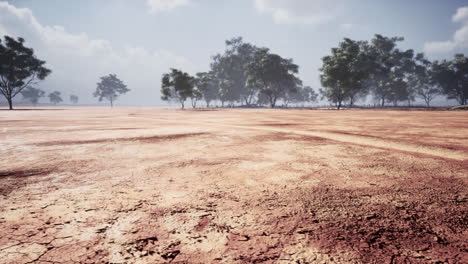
[0,107,467,264]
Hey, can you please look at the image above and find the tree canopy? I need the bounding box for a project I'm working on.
[246,48,301,108]
[21,86,45,106]
[320,38,373,109]
[432,54,468,106]
[160,68,195,109]
[48,91,63,105]
[93,74,129,107]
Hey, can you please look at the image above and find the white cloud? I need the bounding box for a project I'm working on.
[146,0,192,13]
[0,2,194,106]
[424,6,468,54]
[254,0,340,25]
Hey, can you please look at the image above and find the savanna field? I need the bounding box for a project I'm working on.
[0,108,467,263]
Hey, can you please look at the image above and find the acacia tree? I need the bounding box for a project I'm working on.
[21,86,45,106]
[366,35,415,107]
[160,68,194,109]
[94,74,129,107]
[246,48,301,108]
[320,38,372,109]
[195,72,218,107]
[48,91,63,105]
[70,94,79,104]
[0,36,51,110]
[432,54,468,105]
[408,54,440,107]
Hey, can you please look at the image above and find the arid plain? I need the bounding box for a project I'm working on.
[0,108,467,264]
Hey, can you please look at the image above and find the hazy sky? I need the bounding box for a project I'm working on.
[1,0,467,106]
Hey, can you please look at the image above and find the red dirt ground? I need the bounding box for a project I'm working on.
[0,107,467,263]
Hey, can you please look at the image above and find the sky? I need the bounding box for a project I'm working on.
[1,0,468,106]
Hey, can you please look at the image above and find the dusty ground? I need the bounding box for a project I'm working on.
[0,107,467,264]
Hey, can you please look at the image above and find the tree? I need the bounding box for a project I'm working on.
[195,72,218,107]
[190,89,202,108]
[70,94,79,104]
[211,37,259,106]
[408,54,440,107]
[320,38,373,109]
[0,36,51,110]
[48,91,63,105]
[432,54,468,105]
[21,86,45,106]
[94,74,129,107]
[366,35,415,107]
[246,48,301,108]
[160,68,194,109]
[287,86,318,107]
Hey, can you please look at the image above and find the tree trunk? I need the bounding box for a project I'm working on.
[110,98,113,108]
[7,98,13,110]
[337,100,342,110]
[381,98,385,108]
[181,101,185,109]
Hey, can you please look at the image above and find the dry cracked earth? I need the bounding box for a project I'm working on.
[0,107,467,264]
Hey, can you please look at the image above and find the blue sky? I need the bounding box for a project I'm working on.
[1,0,468,105]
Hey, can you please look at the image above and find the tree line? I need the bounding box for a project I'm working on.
[161,37,317,109]
[160,36,468,109]
[320,35,468,109]
[1,35,467,110]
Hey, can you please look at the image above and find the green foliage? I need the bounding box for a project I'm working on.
[211,37,259,106]
[432,54,468,105]
[21,86,45,106]
[246,48,300,108]
[408,54,440,107]
[0,36,51,109]
[366,35,415,107]
[94,74,129,107]
[320,38,372,109]
[160,68,195,109]
[48,91,63,105]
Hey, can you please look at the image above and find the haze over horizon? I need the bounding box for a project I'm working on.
[1,0,467,106]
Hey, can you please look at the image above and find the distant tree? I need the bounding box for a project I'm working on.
[160,68,194,109]
[195,72,218,107]
[408,53,440,107]
[365,35,415,107]
[211,37,259,106]
[320,38,373,109]
[190,88,203,108]
[287,86,318,107]
[432,54,468,105]
[246,48,301,108]
[48,91,63,105]
[0,36,51,110]
[21,86,45,106]
[69,94,79,104]
[94,74,129,107]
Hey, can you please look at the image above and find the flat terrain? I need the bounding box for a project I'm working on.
[0,107,467,264]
